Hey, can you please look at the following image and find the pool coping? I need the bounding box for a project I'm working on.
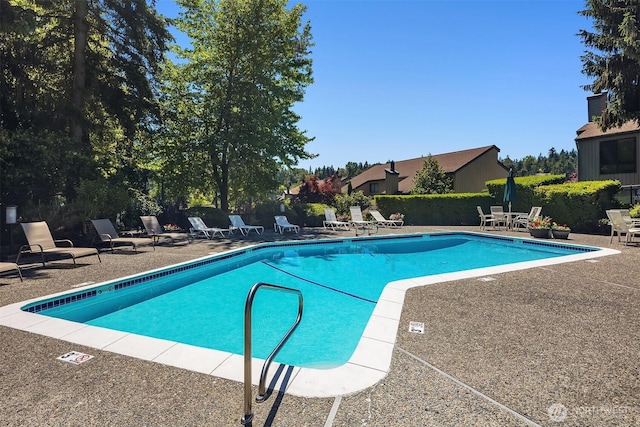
[0,232,620,398]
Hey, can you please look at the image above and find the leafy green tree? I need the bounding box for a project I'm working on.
[411,155,453,194]
[334,191,370,218]
[160,0,314,212]
[579,0,640,129]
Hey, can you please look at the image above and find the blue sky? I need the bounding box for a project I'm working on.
[156,0,593,171]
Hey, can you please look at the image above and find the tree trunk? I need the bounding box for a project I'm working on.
[71,0,88,148]
[219,164,229,212]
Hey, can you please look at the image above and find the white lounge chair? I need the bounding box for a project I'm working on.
[514,206,542,230]
[476,206,497,230]
[228,215,264,236]
[91,218,155,252]
[140,216,190,246]
[16,221,101,266]
[187,217,229,239]
[274,215,300,234]
[349,206,377,233]
[323,208,350,231]
[370,210,404,228]
[606,209,640,244]
[0,262,22,281]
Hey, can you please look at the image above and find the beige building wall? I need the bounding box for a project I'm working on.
[578,135,640,184]
[453,148,507,192]
[355,179,384,196]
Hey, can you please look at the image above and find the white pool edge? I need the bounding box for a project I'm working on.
[0,235,620,398]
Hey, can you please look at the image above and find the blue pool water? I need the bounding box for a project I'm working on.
[24,233,596,368]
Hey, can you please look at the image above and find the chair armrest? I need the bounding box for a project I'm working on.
[54,239,74,247]
[19,243,43,253]
[99,233,114,242]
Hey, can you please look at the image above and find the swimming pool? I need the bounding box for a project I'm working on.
[0,232,618,397]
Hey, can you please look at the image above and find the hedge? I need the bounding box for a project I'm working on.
[374,193,495,226]
[375,179,621,232]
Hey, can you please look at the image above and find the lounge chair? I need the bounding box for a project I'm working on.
[349,206,377,233]
[16,221,101,266]
[323,208,350,231]
[514,206,542,230]
[139,216,190,246]
[476,206,497,230]
[0,262,22,281]
[606,209,640,244]
[91,219,155,252]
[370,210,404,228]
[273,215,299,234]
[489,206,508,230]
[228,215,264,236]
[188,217,229,239]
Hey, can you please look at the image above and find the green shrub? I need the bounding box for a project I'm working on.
[533,180,620,232]
[183,206,230,229]
[292,203,330,227]
[486,174,565,213]
[374,193,495,225]
[334,191,371,219]
[375,180,620,231]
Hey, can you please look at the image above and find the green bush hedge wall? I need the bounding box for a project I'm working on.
[374,193,496,226]
[375,179,621,232]
[533,180,620,232]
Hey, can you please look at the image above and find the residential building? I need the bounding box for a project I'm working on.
[343,145,508,195]
[575,93,640,185]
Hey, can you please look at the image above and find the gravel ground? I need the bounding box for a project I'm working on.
[0,226,638,426]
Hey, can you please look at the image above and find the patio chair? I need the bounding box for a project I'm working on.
[619,209,640,227]
[514,206,542,230]
[349,206,377,233]
[370,210,404,228]
[489,206,508,230]
[188,216,229,239]
[476,206,496,230]
[0,262,23,281]
[228,215,264,236]
[91,219,155,252]
[139,216,190,246]
[273,215,300,234]
[323,208,350,231]
[606,209,640,244]
[16,221,101,266]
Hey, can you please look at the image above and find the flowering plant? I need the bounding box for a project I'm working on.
[163,223,181,231]
[389,212,404,220]
[552,222,571,232]
[529,216,551,229]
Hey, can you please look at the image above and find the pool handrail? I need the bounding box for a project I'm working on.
[241,282,304,425]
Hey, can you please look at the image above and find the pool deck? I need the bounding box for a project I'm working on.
[0,225,638,426]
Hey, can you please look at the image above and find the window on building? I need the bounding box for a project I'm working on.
[600,137,636,174]
[369,182,379,193]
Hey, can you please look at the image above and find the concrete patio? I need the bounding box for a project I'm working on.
[0,226,638,426]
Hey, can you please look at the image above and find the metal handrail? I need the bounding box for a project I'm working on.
[241,282,304,425]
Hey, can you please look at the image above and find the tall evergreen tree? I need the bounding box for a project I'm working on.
[579,0,640,129]
[1,0,171,206]
[411,155,453,194]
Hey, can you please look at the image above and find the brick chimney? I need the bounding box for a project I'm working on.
[587,92,607,122]
[385,161,399,194]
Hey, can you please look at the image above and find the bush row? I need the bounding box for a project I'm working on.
[374,177,622,233]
